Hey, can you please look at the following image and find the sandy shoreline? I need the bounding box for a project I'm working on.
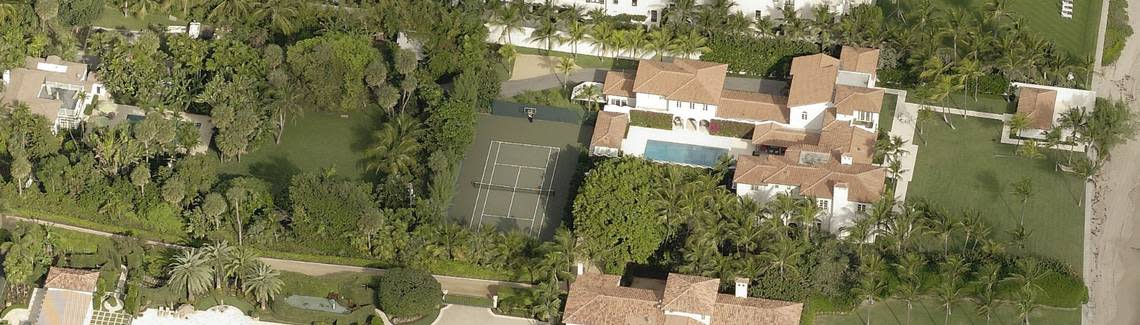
[1085,0,1140,323]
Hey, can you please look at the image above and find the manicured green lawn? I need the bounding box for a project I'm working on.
[878,92,898,134]
[907,90,1016,115]
[515,47,639,70]
[93,9,182,30]
[814,297,1080,325]
[219,110,377,190]
[920,0,1103,59]
[508,87,591,111]
[907,116,1085,269]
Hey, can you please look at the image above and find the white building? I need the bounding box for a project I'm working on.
[585,46,887,235]
[523,0,871,24]
[1010,82,1096,140]
[1,56,107,133]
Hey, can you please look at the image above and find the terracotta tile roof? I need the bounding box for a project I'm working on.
[563,273,664,325]
[788,54,840,107]
[603,71,636,97]
[632,59,728,105]
[716,90,790,123]
[752,124,820,147]
[33,288,94,325]
[818,115,877,164]
[563,273,803,325]
[838,46,880,76]
[732,154,886,202]
[832,85,884,115]
[1016,86,1057,129]
[661,274,718,316]
[591,111,629,149]
[713,294,803,325]
[43,267,100,293]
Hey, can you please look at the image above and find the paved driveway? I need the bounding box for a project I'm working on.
[431,305,542,325]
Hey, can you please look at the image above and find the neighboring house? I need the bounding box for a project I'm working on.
[27,267,101,325]
[87,103,216,155]
[586,47,887,235]
[563,272,803,325]
[1,56,107,133]
[1010,82,1096,140]
[520,0,870,25]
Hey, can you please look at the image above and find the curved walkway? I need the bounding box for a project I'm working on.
[1,215,531,298]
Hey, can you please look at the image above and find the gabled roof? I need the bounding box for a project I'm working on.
[716,90,790,123]
[1016,86,1058,129]
[591,111,629,149]
[43,267,100,293]
[788,54,840,107]
[818,114,877,164]
[661,274,718,316]
[1,56,99,120]
[732,154,886,202]
[632,59,728,105]
[838,46,880,76]
[603,71,636,97]
[563,273,664,325]
[832,85,884,115]
[713,294,804,325]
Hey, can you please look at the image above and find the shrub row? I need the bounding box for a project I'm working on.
[1103,0,1133,65]
[701,35,818,78]
[629,110,673,130]
[708,120,755,138]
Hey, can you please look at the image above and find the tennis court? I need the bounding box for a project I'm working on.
[449,114,591,239]
[469,141,560,236]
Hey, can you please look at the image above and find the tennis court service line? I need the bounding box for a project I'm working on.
[471,141,501,226]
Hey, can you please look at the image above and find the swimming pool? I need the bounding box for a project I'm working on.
[642,140,729,167]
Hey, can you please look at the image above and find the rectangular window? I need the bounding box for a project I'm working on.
[856,204,868,213]
[675,101,681,108]
[817,199,830,211]
[801,111,808,120]
[632,0,638,6]
[702,104,708,111]
[689,102,694,110]
[613,0,618,4]
[857,111,874,121]
[755,10,762,18]
[650,10,658,22]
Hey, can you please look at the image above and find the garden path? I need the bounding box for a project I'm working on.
[432,304,541,325]
[883,89,920,202]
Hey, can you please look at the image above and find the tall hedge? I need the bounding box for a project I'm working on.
[700,35,818,78]
[377,268,442,318]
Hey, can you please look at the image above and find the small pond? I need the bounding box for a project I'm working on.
[284,295,350,314]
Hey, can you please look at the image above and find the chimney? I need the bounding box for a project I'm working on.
[840,153,853,165]
[576,262,584,275]
[734,278,749,298]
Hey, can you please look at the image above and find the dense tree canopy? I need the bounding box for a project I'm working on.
[572,158,668,272]
[376,268,442,318]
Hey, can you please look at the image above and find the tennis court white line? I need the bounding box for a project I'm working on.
[528,147,553,236]
[481,213,535,221]
[504,168,522,221]
[494,162,547,171]
[493,140,560,151]
[537,148,560,235]
[469,141,496,226]
[476,143,503,227]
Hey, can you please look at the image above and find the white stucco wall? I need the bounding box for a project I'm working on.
[636,92,668,111]
[788,103,829,130]
[736,183,799,203]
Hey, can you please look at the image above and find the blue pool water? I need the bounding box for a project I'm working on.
[642,140,729,167]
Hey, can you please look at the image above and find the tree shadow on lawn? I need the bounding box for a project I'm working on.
[350,111,385,183]
[246,154,302,198]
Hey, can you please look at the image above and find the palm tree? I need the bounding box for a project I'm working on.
[530,18,563,55]
[1015,290,1038,325]
[587,21,616,57]
[935,256,968,325]
[984,0,1015,34]
[577,84,603,111]
[954,59,985,102]
[555,57,576,89]
[851,274,887,325]
[563,20,589,57]
[365,114,424,177]
[492,4,525,43]
[226,247,258,289]
[923,209,959,256]
[202,241,234,289]
[1004,258,1049,295]
[254,0,299,36]
[269,87,304,144]
[645,28,674,60]
[672,29,710,59]
[243,262,284,310]
[169,248,214,301]
[620,28,647,58]
[759,239,805,277]
[893,253,926,324]
[1009,177,1034,226]
[207,0,254,26]
[1009,113,1031,137]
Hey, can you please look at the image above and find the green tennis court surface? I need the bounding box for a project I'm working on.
[449,114,592,239]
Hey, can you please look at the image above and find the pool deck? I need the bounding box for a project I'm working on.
[622,126,754,162]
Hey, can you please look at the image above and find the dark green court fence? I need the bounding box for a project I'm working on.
[490,100,596,125]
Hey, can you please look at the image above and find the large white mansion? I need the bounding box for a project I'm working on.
[520,0,872,23]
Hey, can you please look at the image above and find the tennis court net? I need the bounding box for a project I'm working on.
[472,181,555,196]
